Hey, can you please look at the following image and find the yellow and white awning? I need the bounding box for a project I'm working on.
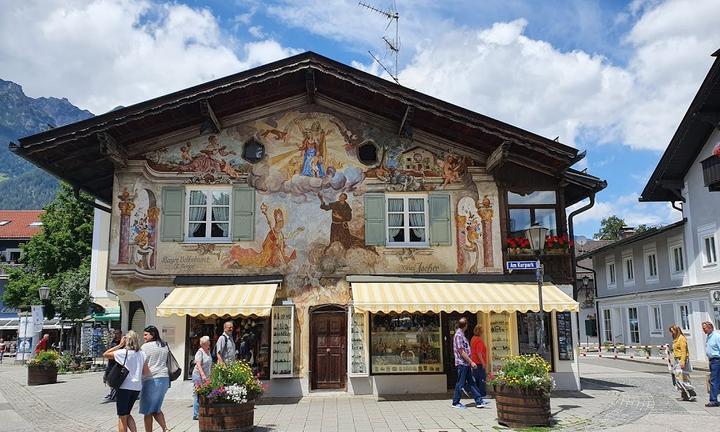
[156,284,278,317]
[351,281,578,314]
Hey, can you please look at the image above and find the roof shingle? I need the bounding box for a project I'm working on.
[0,210,44,239]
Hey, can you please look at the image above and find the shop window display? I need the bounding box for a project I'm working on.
[516,312,553,368]
[271,305,294,378]
[370,312,442,374]
[186,316,270,380]
[489,312,511,375]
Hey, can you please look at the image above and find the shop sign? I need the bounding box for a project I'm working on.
[710,289,720,306]
[505,260,538,270]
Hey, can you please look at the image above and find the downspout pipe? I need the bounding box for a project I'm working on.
[568,193,596,300]
[568,193,596,348]
[577,262,600,346]
[74,187,112,213]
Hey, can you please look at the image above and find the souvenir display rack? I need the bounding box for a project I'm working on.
[348,310,368,376]
[270,305,294,378]
[490,312,511,375]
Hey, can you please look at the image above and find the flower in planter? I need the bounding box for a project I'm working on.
[28,350,60,369]
[195,361,263,404]
[545,234,574,252]
[488,354,554,395]
[506,236,530,252]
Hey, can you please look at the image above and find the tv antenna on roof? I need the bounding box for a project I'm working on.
[358,1,400,84]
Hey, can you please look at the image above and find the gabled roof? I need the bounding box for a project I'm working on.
[576,219,686,260]
[0,210,43,239]
[640,50,720,202]
[11,51,601,204]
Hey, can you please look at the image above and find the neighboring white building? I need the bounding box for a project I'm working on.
[636,49,720,359]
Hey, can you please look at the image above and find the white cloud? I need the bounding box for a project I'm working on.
[568,194,681,230]
[0,0,300,114]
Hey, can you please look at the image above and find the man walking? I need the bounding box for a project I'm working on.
[216,321,237,364]
[702,321,720,407]
[451,318,487,409]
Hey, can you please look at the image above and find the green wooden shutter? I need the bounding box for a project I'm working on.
[364,193,386,246]
[161,186,185,242]
[429,193,451,245]
[232,186,255,241]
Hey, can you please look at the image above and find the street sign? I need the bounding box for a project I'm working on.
[506,260,539,270]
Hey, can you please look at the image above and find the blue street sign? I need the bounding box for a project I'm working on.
[506,260,539,270]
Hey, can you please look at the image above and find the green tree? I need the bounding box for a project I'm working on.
[635,224,654,233]
[593,215,626,240]
[2,183,93,318]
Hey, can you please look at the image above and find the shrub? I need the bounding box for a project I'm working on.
[195,361,263,404]
[488,354,553,395]
[28,350,60,369]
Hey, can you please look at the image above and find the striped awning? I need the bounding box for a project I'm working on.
[351,282,578,314]
[156,284,278,317]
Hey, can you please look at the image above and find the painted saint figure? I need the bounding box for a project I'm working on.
[223,203,299,268]
[318,192,366,250]
[299,121,331,177]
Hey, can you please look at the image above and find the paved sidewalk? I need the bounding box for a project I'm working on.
[0,359,719,431]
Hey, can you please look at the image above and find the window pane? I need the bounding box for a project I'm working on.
[408,198,424,212]
[409,213,425,227]
[534,209,557,235]
[189,190,207,205]
[188,207,206,222]
[388,198,404,212]
[212,207,229,222]
[628,308,639,344]
[509,209,531,236]
[212,191,230,205]
[508,191,556,205]
[211,223,229,238]
[409,228,426,242]
[189,223,205,238]
[680,305,690,331]
[388,228,404,243]
[388,214,404,227]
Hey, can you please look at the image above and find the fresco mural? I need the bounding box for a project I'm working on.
[113,109,502,282]
[455,194,495,273]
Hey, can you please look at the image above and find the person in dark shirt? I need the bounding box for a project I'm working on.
[104,329,123,401]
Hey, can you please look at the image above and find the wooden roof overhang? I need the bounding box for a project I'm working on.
[640,50,720,203]
[11,51,598,205]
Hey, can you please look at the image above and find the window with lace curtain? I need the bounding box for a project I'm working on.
[386,195,428,247]
[186,188,231,241]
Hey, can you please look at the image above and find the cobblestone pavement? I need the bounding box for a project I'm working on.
[0,358,718,432]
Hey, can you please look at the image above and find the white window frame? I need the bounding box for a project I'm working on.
[677,303,691,334]
[627,307,640,344]
[385,194,429,248]
[649,304,663,336]
[622,250,634,286]
[602,309,613,342]
[643,244,658,283]
[605,257,616,289]
[4,248,21,263]
[667,236,685,279]
[698,224,718,268]
[184,186,232,242]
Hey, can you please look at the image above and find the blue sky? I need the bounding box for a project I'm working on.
[1,0,718,238]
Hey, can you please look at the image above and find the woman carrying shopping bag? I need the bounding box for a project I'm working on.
[669,324,696,401]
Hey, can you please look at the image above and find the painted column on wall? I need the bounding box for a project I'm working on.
[117,188,135,264]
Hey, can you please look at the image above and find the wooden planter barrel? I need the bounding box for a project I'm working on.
[198,399,255,432]
[27,365,58,386]
[494,385,551,428]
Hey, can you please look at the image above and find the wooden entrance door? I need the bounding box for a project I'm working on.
[442,311,478,388]
[311,308,347,390]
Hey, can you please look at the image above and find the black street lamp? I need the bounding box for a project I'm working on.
[525,224,549,356]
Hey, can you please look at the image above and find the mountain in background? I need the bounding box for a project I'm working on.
[0,79,93,209]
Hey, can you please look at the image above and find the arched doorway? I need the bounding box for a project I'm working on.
[310,305,347,390]
[129,301,146,333]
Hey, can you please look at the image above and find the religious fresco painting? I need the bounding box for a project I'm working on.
[113,109,502,283]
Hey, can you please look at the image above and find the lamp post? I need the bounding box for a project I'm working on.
[18,286,50,364]
[525,224,549,356]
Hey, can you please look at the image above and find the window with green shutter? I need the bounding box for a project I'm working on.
[429,193,451,245]
[161,186,185,242]
[232,186,255,241]
[364,193,386,246]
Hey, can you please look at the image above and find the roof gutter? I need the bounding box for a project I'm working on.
[568,193,596,301]
[73,188,112,214]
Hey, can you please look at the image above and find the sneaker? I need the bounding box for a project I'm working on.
[451,403,466,409]
[704,402,719,407]
[193,415,198,420]
[475,403,485,409]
